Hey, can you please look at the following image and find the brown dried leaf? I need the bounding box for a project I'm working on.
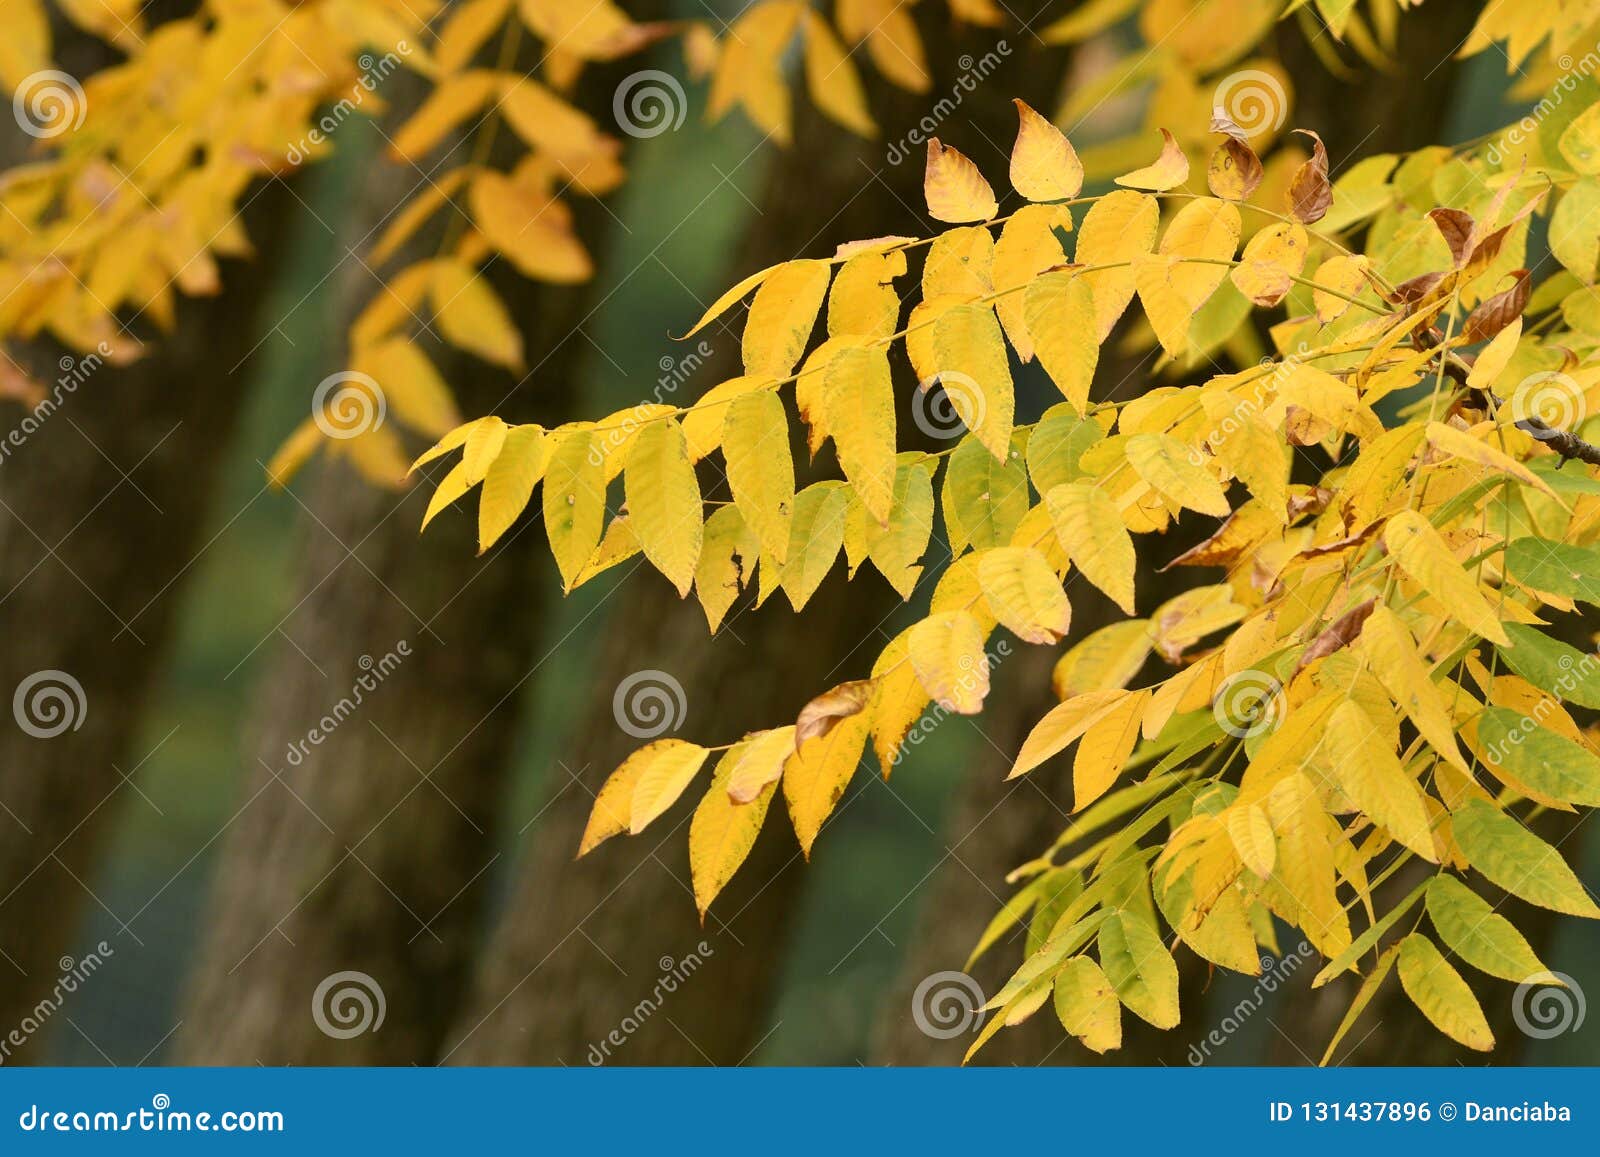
[1428,208,1475,268]
[1287,129,1332,224]
[1463,270,1531,343]
[795,678,875,747]
[1296,598,1377,672]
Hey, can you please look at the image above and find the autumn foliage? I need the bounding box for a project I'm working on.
[9,0,1600,1064]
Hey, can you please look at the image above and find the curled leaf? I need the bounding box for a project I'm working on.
[794,679,875,747]
[1287,128,1332,224]
[1114,129,1189,192]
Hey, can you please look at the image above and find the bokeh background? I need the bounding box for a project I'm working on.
[2,0,1597,1067]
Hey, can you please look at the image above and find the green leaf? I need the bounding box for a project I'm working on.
[1312,877,1429,988]
[1452,799,1600,917]
[1320,943,1398,1066]
[1026,404,1101,495]
[1097,909,1179,1029]
[1476,707,1600,806]
[1396,933,1494,1051]
[867,459,935,599]
[1496,623,1600,709]
[942,432,1030,554]
[1505,537,1600,604]
[777,482,848,611]
[1053,957,1121,1054]
[1550,178,1600,282]
[1426,875,1548,982]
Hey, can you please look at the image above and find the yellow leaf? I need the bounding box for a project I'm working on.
[851,3,928,92]
[977,546,1071,644]
[1199,391,1288,514]
[1425,420,1556,498]
[908,610,990,715]
[923,225,994,298]
[802,10,874,136]
[1357,606,1468,772]
[1114,128,1189,192]
[828,248,905,339]
[1075,190,1159,339]
[478,425,548,552]
[1133,253,1193,357]
[1010,99,1083,201]
[628,739,713,835]
[461,415,508,485]
[542,427,606,592]
[469,171,592,283]
[1467,318,1520,391]
[355,338,459,437]
[1310,255,1371,323]
[266,418,325,489]
[931,303,1015,460]
[727,725,798,804]
[691,741,778,917]
[679,263,784,340]
[682,376,770,462]
[869,629,932,773]
[1009,689,1129,779]
[694,504,759,632]
[580,752,644,856]
[1271,363,1383,441]
[1206,136,1263,201]
[370,170,475,267]
[1051,620,1152,700]
[422,462,472,531]
[498,75,615,173]
[723,389,794,563]
[993,205,1072,360]
[1158,197,1241,310]
[625,418,702,597]
[1024,271,1098,412]
[410,419,481,475]
[576,514,641,584]
[817,344,895,523]
[743,259,832,377]
[1396,933,1494,1051]
[387,70,497,160]
[1073,689,1150,810]
[437,0,513,72]
[924,137,998,223]
[784,708,868,857]
[1053,957,1122,1053]
[1046,482,1137,613]
[1324,701,1437,861]
[1226,803,1276,877]
[1125,432,1231,517]
[1230,221,1307,307]
[1382,511,1508,645]
[0,0,51,93]
[351,262,434,348]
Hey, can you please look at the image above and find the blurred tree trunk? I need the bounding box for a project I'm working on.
[875,3,1492,1065]
[0,31,292,1055]
[174,52,624,1061]
[446,5,1069,1065]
